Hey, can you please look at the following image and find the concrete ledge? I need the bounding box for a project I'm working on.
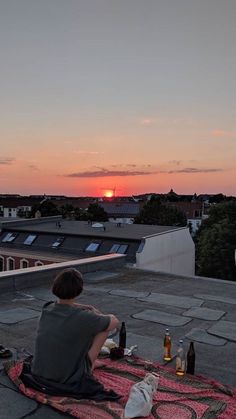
[0,254,125,292]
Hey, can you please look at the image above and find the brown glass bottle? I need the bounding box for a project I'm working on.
[186,342,195,375]
[119,322,126,349]
[163,328,172,361]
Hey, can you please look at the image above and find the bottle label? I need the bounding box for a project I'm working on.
[164,347,171,358]
[176,357,185,372]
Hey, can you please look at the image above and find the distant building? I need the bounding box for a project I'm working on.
[166,201,205,234]
[0,197,42,218]
[99,201,142,224]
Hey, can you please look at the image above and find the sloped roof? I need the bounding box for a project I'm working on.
[100,202,141,216]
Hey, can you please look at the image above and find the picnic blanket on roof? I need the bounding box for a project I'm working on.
[4,356,236,419]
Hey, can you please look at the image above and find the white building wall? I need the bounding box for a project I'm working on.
[188,218,202,235]
[136,228,195,276]
[3,208,17,217]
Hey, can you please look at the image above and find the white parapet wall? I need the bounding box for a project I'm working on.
[136,227,195,276]
[0,253,126,293]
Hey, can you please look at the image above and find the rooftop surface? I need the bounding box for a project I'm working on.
[0,267,236,418]
[4,219,185,240]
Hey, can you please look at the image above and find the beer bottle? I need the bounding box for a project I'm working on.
[163,328,172,361]
[186,341,195,375]
[119,322,126,349]
[176,340,185,376]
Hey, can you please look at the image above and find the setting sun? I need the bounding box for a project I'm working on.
[104,190,114,198]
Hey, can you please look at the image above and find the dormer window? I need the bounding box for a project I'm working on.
[24,234,37,245]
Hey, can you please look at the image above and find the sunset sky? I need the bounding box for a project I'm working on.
[0,0,236,197]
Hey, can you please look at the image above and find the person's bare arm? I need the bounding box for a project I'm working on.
[106,314,120,332]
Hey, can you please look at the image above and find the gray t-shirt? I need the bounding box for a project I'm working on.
[32,303,110,389]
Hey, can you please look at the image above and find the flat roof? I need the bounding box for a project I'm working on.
[0,265,236,416]
[1,267,236,385]
[4,219,185,240]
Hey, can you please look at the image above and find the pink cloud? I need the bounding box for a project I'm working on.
[211,129,235,138]
[140,118,155,126]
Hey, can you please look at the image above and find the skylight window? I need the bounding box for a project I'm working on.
[85,242,100,252]
[117,244,128,254]
[52,237,64,248]
[24,234,37,245]
[2,233,18,243]
[109,244,128,254]
[109,244,120,253]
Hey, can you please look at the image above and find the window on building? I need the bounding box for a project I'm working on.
[0,257,4,271]
[20,259,29,269]
[35,261,43,266]
[109,244,120,253]
[117,244,128,254]
[7,233,18,242]
[2,233,12,242]
[2,232,17,243]
[109,244,128,254]
[85,242,100,252]
[52,237,64,248]
[24,234,37,245]
[137,241,145,253]
[7,257,15,271]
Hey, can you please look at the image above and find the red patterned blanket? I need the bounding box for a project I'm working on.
[4,357,236,418]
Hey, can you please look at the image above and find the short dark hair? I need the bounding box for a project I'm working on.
[52,268,83,299]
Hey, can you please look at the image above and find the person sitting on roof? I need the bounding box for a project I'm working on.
[30,268,120,400]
